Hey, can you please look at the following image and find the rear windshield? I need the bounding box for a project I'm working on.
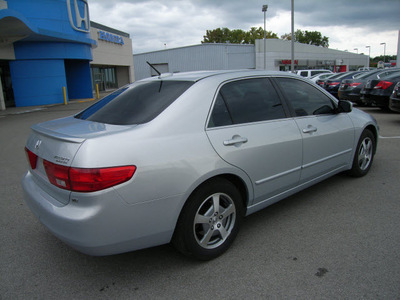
[75,80,194,125]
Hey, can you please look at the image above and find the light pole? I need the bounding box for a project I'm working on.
[291,0,294,73]
[380,42,386,63]
[262,4,268,70]
[366,45,371,68]
[354,48,358,54]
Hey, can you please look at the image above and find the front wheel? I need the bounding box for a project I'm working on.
[172,178,244,260]
[349,129,375,177]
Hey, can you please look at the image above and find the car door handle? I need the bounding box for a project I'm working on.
[223,135,248,146]
[302,125,318,133]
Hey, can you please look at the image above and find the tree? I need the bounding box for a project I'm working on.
[371,55,397,63]
[202,27,278,45]
[245,27,278,44]
[281,29,329,48]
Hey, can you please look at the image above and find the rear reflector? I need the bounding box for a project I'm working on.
[42,160,136,192]
[25,147,38,169]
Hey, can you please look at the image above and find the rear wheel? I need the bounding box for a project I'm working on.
[172,178,244,260]
[349,129,375,177]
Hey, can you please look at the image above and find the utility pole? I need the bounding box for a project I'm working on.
[291,0,294,73]
[262,5,268,70]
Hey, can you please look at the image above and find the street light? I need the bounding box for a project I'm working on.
[291,0,294,73]
[366,45,371,68]
[262,4,268,70]
[380,42,386,63]
[354,48,358,54]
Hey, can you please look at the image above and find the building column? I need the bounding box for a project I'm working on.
[0,75,5,111]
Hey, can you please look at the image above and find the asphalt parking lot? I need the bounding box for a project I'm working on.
[1,102,399,299]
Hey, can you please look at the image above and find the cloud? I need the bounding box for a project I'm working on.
[88,0,400,57]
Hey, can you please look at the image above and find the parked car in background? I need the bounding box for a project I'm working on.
[296,69,333,78]
[22,70,378,260]
[358,67,377,71]
[360,73,400,109]
[315,72,342,88]
[389,82,400,112]
[324,71,364,98]
[309,73,335,84]
[339,69,400,105]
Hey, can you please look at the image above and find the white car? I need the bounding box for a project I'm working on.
[296,69,333,78]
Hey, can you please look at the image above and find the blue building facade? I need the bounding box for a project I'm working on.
[0,0,96,107]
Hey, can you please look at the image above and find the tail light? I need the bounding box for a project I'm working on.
[69,166,136,192]
[25,147,38,169]
[349,82,361,87]
[42,160,136,192]
[43,160,71,190]
[327,82,340,86]
[374,81,393,90]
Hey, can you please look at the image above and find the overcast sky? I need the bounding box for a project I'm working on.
[89,0,400,58]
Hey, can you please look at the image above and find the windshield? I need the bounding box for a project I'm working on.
[75,80,194,125]
[328,73,345,79]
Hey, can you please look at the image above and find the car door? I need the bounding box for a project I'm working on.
[206,77,303,205]
[274,77,355,184]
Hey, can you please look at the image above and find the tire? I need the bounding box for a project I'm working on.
[349,129,375,177]
[172,178,244,260]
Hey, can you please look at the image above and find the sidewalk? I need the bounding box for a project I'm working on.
[0,90,115,117]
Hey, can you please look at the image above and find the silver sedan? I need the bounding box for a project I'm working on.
[22,70,378,260]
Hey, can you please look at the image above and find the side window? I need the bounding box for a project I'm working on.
[300,71,308,77]
[208,93,233,127]
[275,77,335,116]
[209,78,286,127]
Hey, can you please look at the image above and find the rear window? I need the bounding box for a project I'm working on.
[75,80,193,125]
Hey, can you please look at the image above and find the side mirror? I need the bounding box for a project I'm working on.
[337,100,353,113]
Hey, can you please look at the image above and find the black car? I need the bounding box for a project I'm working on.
[324,71,364,98]
[315,73,341,88]
[338,69,400,105]
[314,73,336,87]
[360,73,400,109]
[389,82,400,113]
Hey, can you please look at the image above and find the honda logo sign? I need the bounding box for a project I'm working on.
[67,0,90,33]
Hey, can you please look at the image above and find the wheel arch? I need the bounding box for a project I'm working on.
[364,124,378,155]
[172,172,251,237]
[187,173,250,213]
[171,173,250,259]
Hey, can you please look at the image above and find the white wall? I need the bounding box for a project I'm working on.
[255,39,368,71]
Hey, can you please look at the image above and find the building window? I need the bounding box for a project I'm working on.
[91,66,118,91]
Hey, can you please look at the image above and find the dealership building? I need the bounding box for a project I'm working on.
[0,0,134,110]
[134,39,369,81]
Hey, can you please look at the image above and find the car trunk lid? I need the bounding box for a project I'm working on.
[25,116,134,204]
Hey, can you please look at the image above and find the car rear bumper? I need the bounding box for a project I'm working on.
[389,97,400,112]
[368,95,390,108]
[22,171,179,255]
[339,91,361,103]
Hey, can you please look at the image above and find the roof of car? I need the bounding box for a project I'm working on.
[140,69,300,82]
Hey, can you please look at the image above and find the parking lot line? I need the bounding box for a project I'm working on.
[379,135,400,139]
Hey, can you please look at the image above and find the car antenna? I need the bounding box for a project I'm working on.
[146,61,161,76]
